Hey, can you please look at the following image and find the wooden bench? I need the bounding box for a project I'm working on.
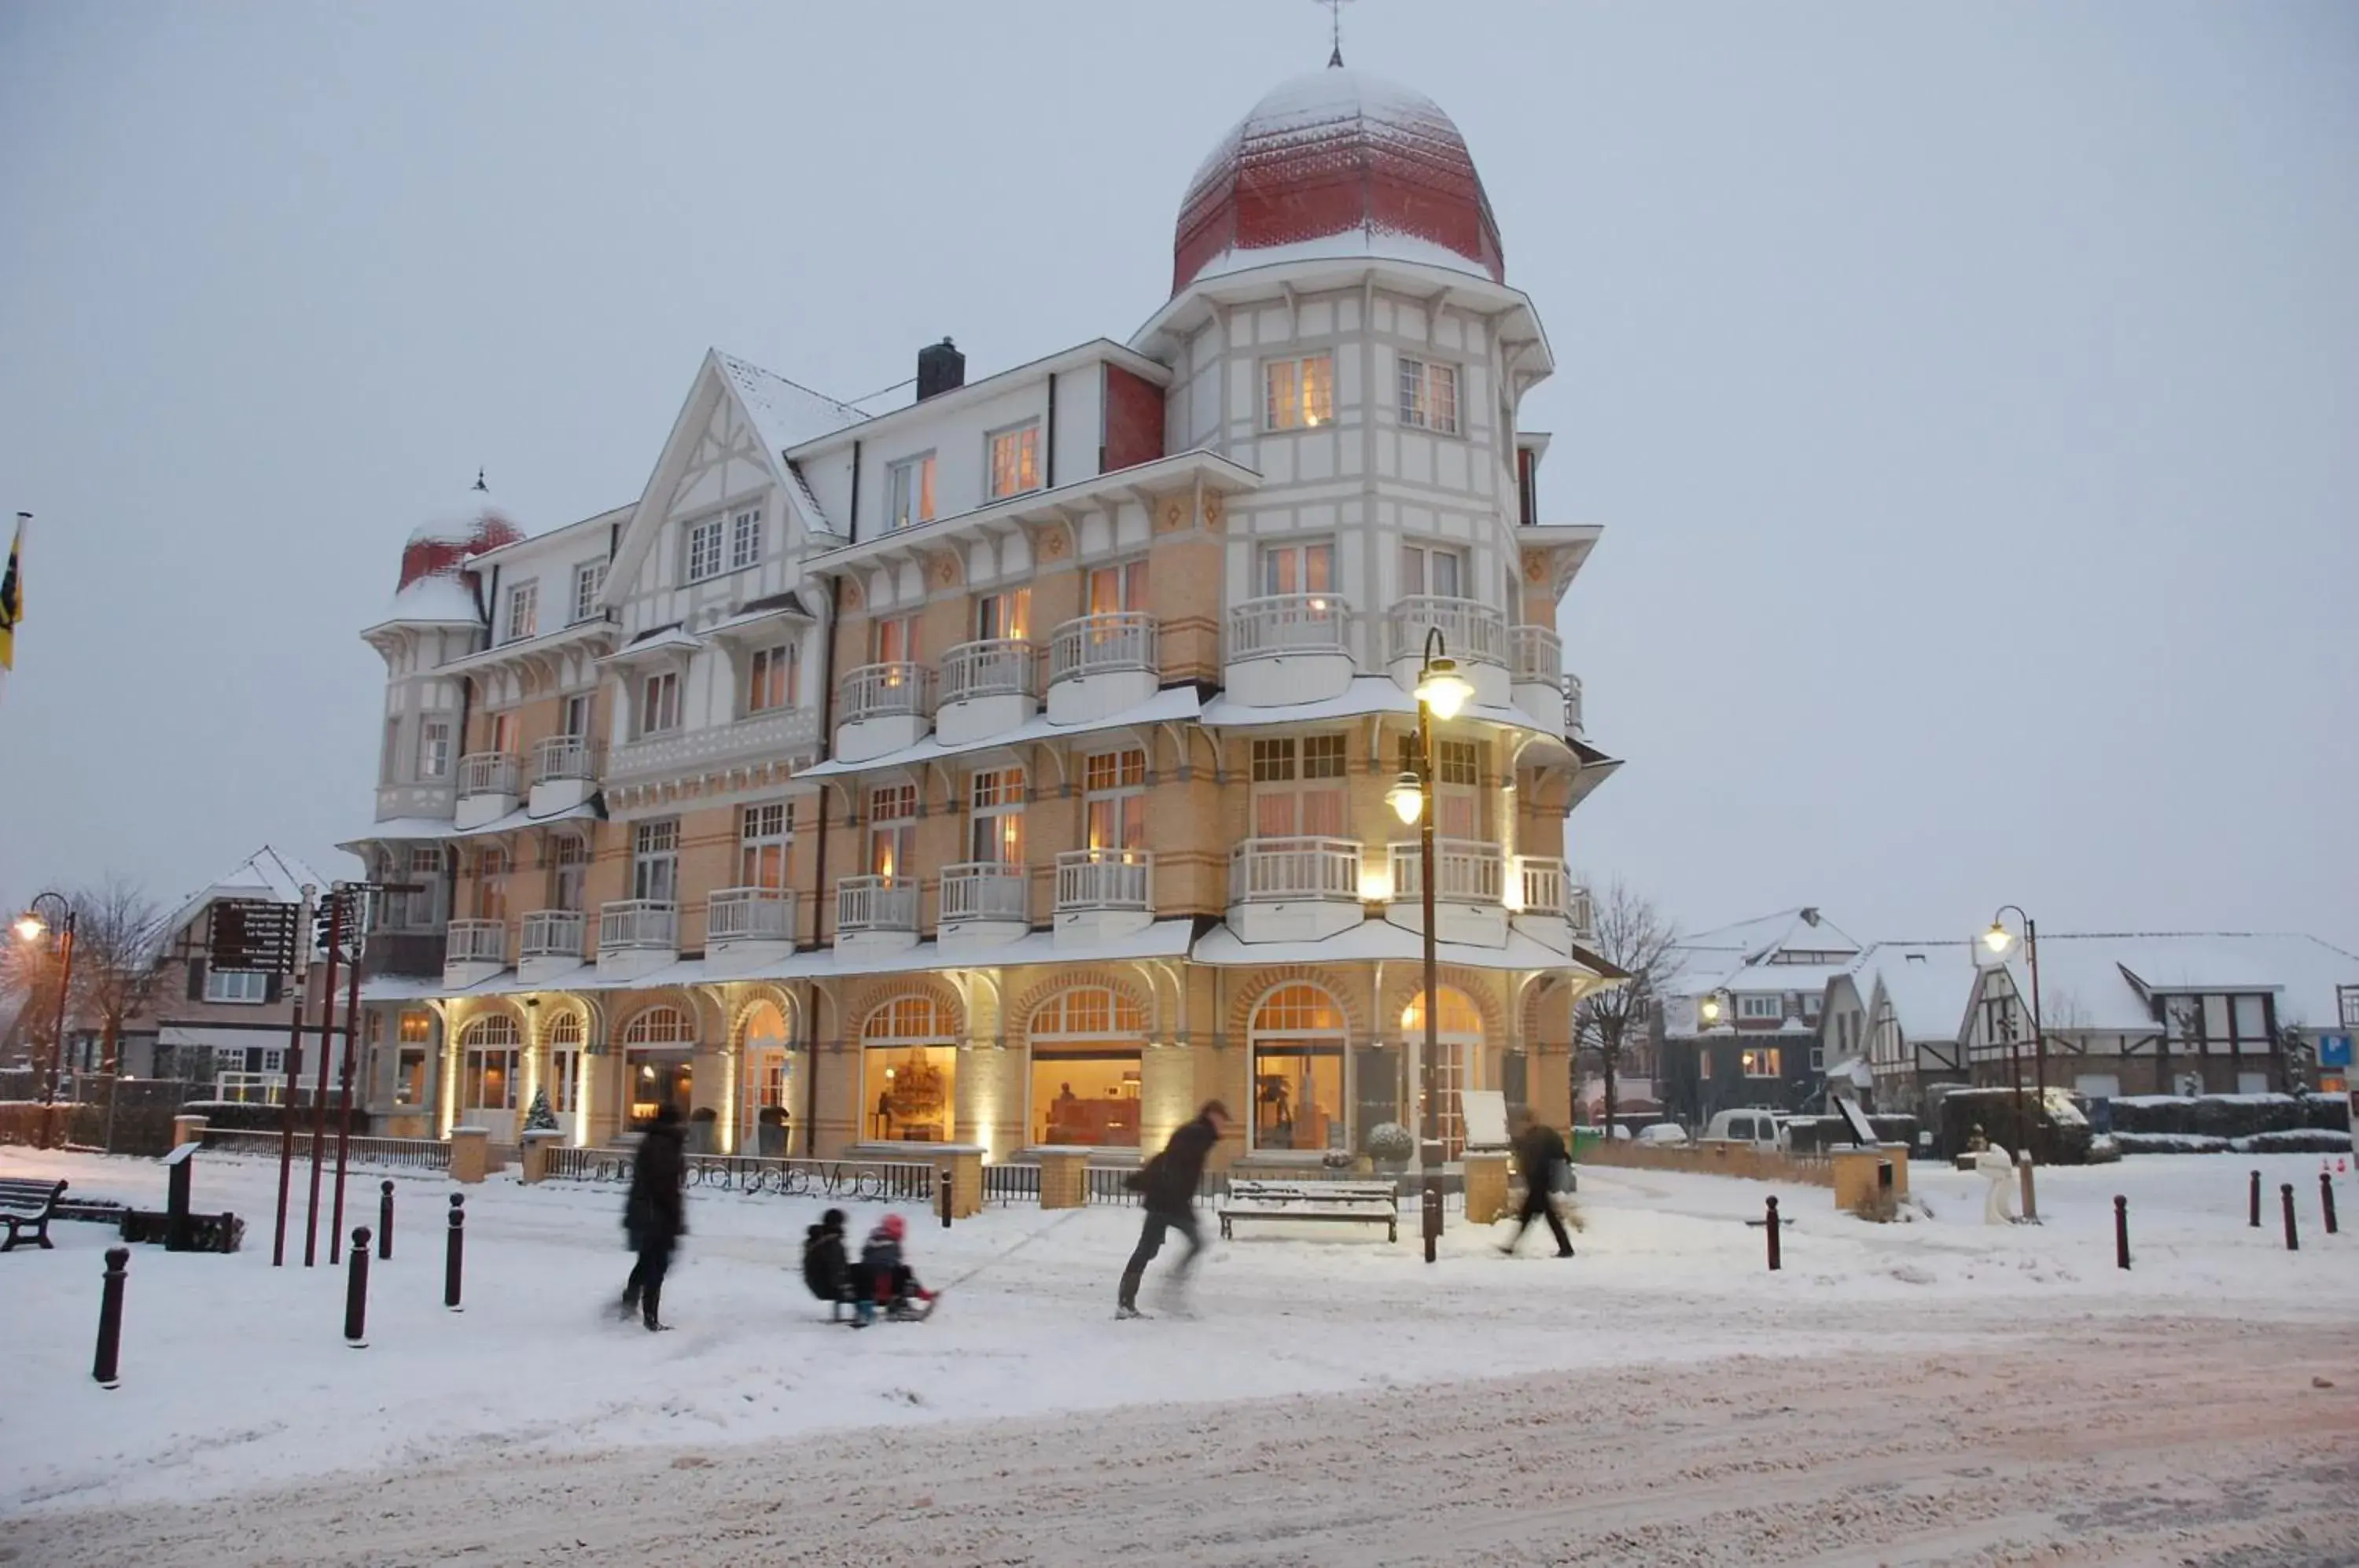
[1218,1179,1398,1242]
[0,1177,68,1252]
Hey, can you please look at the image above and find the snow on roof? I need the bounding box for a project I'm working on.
[1189,231,1493,286]
[2000,933,2359,1033]
[1665,907,1863,998]
[715,352,866,462]
[1857,941,1981,1041]
[801,685,1202,779]
[1199,678,1573,750]
[145,845,329,963]
[376,572,484,628]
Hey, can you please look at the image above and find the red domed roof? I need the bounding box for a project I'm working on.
[1172,68,1505,296]
[394,479,522,594]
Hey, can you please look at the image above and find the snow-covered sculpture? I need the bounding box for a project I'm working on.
[1976,1143,2019,1224]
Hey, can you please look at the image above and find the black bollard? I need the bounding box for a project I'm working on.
[345,1228,372,1347]
[1421,1186,1442,1265]
[2249,1169,2261,1228]
[2322,1172,2340,1236]
[2281,1182,2299,1252]
[2114,1194,2130,1271]
[938,1168,953,1230]
[378,1180,395,1261]
[444,1194,466,1311]
[1765,1196,1782,1272]
[92,1246,130,1389]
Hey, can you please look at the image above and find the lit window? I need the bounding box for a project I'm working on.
[976,588,1029,642]
[968,767,1026,865]
[868,784,918,880]
[572,561,606,624]
[547,1012,583,1113]
[1258,543,1334,598]
[730,507,763,571]
[1264,354,1334,430]
[1741,1047,1783,1078]
[749,642,798,712]
[862,994,956,1143]
[871,616,918,665]
[1084,749,1146,852]
[461,1015,521,1111]
[685,517,724,582]
[988,423,1041,499]
[888,455,937,532]
[503,582,538,644]
[1397,357,1459,435]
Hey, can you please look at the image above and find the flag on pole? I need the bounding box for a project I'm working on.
[0,514,21,679]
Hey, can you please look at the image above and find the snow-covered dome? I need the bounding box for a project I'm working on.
[1172,66,1505,296]
[385,475,522,623]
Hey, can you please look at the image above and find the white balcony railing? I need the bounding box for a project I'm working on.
[838,662,935,724]
[445,918,508,964]
[940,862,1029,922]
[1049,612,1157,684]
[1055,848,1153,912]
[609,705,820,782]
[940,639,1036,705]
[457,752,521,799]
[1566,883,1598,944]
[1510,624,1564,689]
[1514,856,1567,917]
[519,909,586,960]
[836,875,918,934]
[1564,675,1584,737]
[598,900,677,953]
[531,734,601,782]
[708,886,794,943]
[1227,594,1352,661]
[1229,837,1363,904]
[1386,595,1507,667]
[1388,839,1505,904]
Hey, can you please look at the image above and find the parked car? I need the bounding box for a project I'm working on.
[1701,1109,1788,1151]
[1637,1122,1690,1147]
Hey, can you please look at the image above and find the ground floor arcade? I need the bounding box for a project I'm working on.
[359,958,1587,1166]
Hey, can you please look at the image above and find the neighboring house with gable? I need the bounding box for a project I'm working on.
[1823,940,1979,1116]
[1655,907,1864,1122]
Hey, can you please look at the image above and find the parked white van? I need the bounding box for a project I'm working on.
[1701,1110,1789,1151]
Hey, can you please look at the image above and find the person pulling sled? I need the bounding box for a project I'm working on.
[852,1213,936,1327]
[1116,1099,1229,1319]
[801,1208,856,1321]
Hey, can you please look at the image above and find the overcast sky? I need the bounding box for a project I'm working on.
[1,1,2352,950]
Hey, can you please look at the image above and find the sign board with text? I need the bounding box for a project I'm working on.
[208,900,301,975]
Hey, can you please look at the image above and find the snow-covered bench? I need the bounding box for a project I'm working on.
[0,1177,68,1252]
[1217,1180,1398,1243]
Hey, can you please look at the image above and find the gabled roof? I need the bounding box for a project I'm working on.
[1991,933,2359,1034]
[715,352,866,464]
[1665,906,1862,996]
[144,845,329,965]
[1857,940,1979,1042]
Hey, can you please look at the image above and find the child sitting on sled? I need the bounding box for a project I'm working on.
[853,1212,936,1327]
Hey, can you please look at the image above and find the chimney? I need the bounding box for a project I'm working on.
[916,337,965,402]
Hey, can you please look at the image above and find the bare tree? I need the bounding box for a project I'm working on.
[67,876,164,1088]
[1572,879,1681,1137]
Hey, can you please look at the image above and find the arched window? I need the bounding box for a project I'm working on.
[1402,987,1485,1158]
[545,1012,583,1115]
[460,1014,520,1112]
[622,1007,693,1045]
[861,994,955,1143]
[1028,987,1146,1149]
[1249,984,1346,1154]
[620,1006,694,1125]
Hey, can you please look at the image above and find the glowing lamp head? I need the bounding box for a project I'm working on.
[1699,996,1722,1024]
[1386,771,1424,824]
[1415,657,1473,720]
[13,915,44,944]
[1982,922,2012,955]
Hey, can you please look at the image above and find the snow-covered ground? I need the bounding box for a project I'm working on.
[3,1146,2355,1565]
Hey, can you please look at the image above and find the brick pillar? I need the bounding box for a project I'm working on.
[1463,1150,1511,1224]
[932,1146,984,1219]
[171,1114,209,1150]
[1037,1147,1089,1209]
[448,1126,489,1184]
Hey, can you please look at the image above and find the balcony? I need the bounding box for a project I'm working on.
[939,862,1029,947]
[1384,838,1508,948]
[454,751,521,830]
[1047,613,1158,725]
[1507,856,1592,953]
[1225,594,1355,707]
[1054,848,1154,947]
[835,875,919,955]
[608,705,820,785]
[518,909,587,982]
[706,886,795,974]
[596,899,678,981]
[362,929,445,978]
[528,736,602,815]
[1566,882,1598,946]
[1385,596,1511,710]
[1509,625,1566,732]
[1564,675,1584,738]
[442,918,507,987]
[1227,837,1364,944]
[835,662,935,764]
[937,639,1037,745]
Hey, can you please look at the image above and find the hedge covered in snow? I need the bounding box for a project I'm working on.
[2107,1093,2347,1140]
[2114,1128,2350,1155]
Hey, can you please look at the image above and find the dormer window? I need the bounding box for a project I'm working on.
[571,561,605,624]
[988,422,1041,499]
[502,581,537,644]
[888,455,936,532]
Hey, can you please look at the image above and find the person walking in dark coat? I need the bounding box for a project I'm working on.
[619,1103,688,1329]
[1117,1100,1228,1317]
[1502,1110,1575,1258]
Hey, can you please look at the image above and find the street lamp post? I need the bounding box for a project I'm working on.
[1386,628,1474,1264]
[1982,906,2044,1151]
[14,892,77,1147]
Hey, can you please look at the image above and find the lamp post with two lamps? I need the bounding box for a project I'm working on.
[13,893,77,1145]
[1386,629,1475,1262]
[1982,906,2044,1156]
